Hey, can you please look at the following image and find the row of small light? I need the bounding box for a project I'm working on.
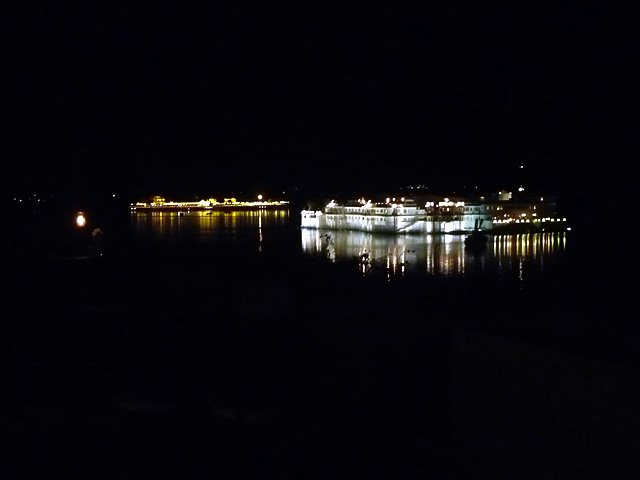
[493,217,567,223]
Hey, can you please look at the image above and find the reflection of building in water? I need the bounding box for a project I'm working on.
[301,230,567,278]
[301,229,467,276]
[491,232,566,259]
[132,210,289,242]
[490,232,567,280]
[424,234,466,276]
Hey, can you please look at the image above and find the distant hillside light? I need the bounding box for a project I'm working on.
[76,212,86,228]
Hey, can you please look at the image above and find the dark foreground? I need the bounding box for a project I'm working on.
[3,214,639,479]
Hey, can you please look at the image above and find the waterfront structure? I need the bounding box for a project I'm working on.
[301,190,568,234]
[131,196,289,212]
[301,197,491,234]
[301,198,426,233]
[484,189,568,232]
[423,197,491,233]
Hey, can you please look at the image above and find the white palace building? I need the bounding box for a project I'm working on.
[301,190,568,234]
[301,197,491,234]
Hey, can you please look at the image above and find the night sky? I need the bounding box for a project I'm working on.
[4,4,630,199]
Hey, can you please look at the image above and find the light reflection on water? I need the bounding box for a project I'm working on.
[301,229,568,279]
[130,212,568,280]
[131,210,290,243]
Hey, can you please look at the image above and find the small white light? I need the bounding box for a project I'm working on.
[76,213,86,228]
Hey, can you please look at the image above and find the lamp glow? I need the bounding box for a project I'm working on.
[76,212,86,228]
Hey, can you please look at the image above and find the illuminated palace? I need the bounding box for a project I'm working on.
[300,188,569,234]
[131,195,289,211]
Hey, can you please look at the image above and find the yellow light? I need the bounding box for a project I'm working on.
[76,212,86,228]
[258,194,263,200]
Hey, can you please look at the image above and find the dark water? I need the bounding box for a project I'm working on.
[5,208,638,478]
[301,228,568,279]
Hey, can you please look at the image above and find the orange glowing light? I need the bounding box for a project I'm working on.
[76,212,86,228]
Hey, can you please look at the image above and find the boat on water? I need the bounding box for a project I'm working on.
[301,198,426,233]
[464,230,489,251]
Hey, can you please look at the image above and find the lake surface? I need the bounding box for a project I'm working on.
[7,207,638,478]
[301,228,568,279]
[130,210,569,280]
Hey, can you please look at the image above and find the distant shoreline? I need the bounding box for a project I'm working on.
[130,204,290,212]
